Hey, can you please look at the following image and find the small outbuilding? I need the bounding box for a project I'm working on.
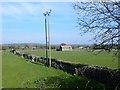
[21,47,25,50]
[59,45,72,51]
[32,47,37,50]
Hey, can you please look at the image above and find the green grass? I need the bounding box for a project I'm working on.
[0,51,2,89]
[2,51,112,89]
[23,49,118,69]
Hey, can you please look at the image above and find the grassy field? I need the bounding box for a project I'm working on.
[23,49,118,69]
[0,51,2,89]
[2,51,112,89]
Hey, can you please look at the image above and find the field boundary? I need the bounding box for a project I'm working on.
[10,49,120,88]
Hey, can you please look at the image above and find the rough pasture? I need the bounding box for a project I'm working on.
[23,49,118,69]
[2,51,112,89]
[11,49,120,88]
[0,51,2,89]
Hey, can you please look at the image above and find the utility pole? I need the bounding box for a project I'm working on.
[43,12,48,66]
[47,9,52,67]
[43,9,52,67]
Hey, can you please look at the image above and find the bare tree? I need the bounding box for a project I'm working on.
[73,1,120,46]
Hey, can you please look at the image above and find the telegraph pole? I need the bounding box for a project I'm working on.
[43,9,52,67]
[47,9,52,67]
[43,12,48,66]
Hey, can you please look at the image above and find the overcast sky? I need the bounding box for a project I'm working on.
[1,2,94,44]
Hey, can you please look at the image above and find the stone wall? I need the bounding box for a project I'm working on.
[10,49,120,87]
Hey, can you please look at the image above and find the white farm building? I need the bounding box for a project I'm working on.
[59,45,72,51]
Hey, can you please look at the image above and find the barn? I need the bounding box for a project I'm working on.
[32,47,37,50]
[59,45,72,51]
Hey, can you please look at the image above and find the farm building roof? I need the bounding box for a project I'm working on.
[60,45,72,48]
